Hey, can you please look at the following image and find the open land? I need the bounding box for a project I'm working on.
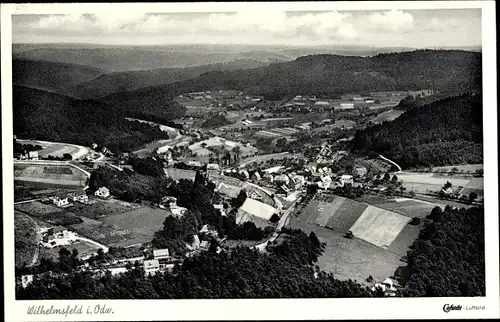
[14,164,87,186]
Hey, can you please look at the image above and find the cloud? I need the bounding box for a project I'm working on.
[367,10,414,32]
[21,10,357,41]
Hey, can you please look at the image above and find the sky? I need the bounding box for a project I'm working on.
[12,9,482,48]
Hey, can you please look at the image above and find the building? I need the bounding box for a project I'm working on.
[153,248,170,260]
[91,143,98,150]
[95,187,110,199]
[371,278,399,297]
[339,102,355,109]
[251,171,262,181]
[274,174,290,186]
[68,189,88,203]
[28,151,39,160]
[207,163,220,171]
[239,169,250,179]
[236,198,279,229]
[354,167,368,178]
[143,259,160,276]
[52,194,70,207]
[40,226,77,249]
[213,204,226,217]
[340,174,354,186]
[170,204,188,217]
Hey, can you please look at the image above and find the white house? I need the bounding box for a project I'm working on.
[40,226,77,249]
[143,259,160,276]
[339,102,355,109]
[153,248,170,260]
[371,278,398,297]
[207,163,220,171]
[28,151,39,160]
[95,187,110,199]
[340,174,354,186]
[52,194,70,207]
[68,190,88,203]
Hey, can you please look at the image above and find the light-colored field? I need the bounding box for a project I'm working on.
[288,213,402,284]
[431,164,483,173]
[70,217,150,247]
[398,172,483,194]
[189,136,258,157]
[19,140,89,159]
[370,109,405,124]
[374,198,439,219]
[102,206,173,237]
[71,200,136,220]
[349,206,411,248]
[14,164,87,186]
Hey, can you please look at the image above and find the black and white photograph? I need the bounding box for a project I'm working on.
[2,1,498,321]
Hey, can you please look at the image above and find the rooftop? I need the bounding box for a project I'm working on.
[238,198,278,221]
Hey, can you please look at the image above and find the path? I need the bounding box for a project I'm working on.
[24,215,41,267]
[379,155,402,173]
[14,198,41,205]
[75,236,109,253]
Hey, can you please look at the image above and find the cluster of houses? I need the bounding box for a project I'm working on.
[43,187,110,208]
[14,150,40,160]
[39,226,78,249]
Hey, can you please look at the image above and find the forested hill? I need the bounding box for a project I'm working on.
[351,93,483,168]
[403,206,485,297]
[100,49,481,103]
[62,59,270,100]
[12,59,105,93]
[13,86,174,152]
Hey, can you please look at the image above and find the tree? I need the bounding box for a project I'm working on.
[427,206,443,221]
[232,190,247,208]
[270,213,280,223]
[468,192,478,203]
[383,172,391,182]
[391,175,398,183]
[443,181,452,190]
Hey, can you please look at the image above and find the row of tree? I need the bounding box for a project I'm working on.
[17,230,377,299]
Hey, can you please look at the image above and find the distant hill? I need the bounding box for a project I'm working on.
[12,59,105,93]
[13,86,179,152]
[101,49,481,104]
[13,47,291,72]
[351,93,483,169]
[62,59,270,99]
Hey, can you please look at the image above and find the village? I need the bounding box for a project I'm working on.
[15,87,483,297]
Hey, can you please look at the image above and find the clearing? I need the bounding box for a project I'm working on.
[369,109,405,124]
[14,164,87,186]
[101,206,173,237]
[398,172,484,195]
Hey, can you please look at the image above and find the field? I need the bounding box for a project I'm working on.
[38,241,102,261]
[15,202,83,226]
[71,199,137,220]
[19,140,89,159]
[189,136,258,157]
[14,211,39,267]
[431,164,483,173]
[349,206,411,248]
[102,206,172,237]
[373,198,438,219]
[14,164,87,186]
[357,158,393,173]
[398,172,484,195]
[69,217,150,247]
[255,127,300,139]
[14,180,78,202]
[369,109,405,124]
[311,119,356,133]
[286,194,433,283]
[288,213,402,284]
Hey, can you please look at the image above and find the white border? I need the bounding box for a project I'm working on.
[2,2,498,321]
